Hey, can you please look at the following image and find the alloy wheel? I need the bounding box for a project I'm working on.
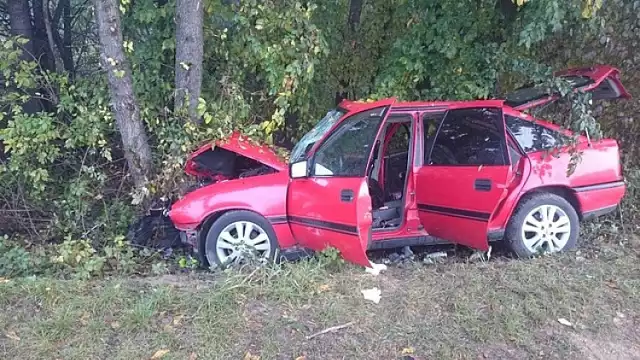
[216,221,271,265]
[521,204,571,253]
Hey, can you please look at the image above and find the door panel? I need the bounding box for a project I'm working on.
[287,178,372,266]
[416,166,510,250]
[287,105,390,267]
[416,107,511,250]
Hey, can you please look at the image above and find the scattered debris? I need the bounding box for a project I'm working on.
[4,331,20,341]
[468,246,492,263]
[243,352,260,360]
[365,262,388,276]
[361,287,382,304]
[423,251,447,264]
[401,346,415,355]
[150,349,170,359]
[384,246,415,266]
[306,322,354,340]
[402,246,414,257]
[558,318,573,327]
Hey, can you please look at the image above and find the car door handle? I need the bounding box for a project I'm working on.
[474,179,492,192]
[341,189,354,202]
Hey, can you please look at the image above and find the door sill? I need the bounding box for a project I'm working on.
[368,236,450,250]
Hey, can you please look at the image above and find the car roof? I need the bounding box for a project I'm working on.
[339,97,580,139]
[391,99,505,111]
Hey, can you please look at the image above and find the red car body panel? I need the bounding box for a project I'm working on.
[169,65,629,267]
[287,177,373,267]
[185,131,287,178]
[514,65,631,111]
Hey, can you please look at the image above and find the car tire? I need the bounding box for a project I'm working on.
[202,210,279,268]
[505,193,579,258]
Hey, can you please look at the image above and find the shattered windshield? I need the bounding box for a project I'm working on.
[290,109,345,163]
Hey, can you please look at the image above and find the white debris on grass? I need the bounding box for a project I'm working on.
[365,262,387,276]
[557,318,573,327]
[361,287,382,304]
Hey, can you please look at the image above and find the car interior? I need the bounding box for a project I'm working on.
[368,116,413,230]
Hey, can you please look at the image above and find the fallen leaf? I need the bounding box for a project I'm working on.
[0,277,10,283]
[401,347,415,355]
[110,321,120,329]
[173,314,184,326]
[5,331,20,341]
[361,287,382,304]
[243,352,260,360]
[295,356,306,360]
[150,349,169,359]
[317,284,331,292]
[606,279,620,290]
[189,352,197,360]
[79,311,90,326]
[557,318,572,327]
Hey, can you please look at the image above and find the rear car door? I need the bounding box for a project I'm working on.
[286,104,391,267]
[415,107,512,250]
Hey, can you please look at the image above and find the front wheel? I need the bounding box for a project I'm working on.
[202,210,279,268]
[505,193,579,258]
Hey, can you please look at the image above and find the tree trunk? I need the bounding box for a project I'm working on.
[51,0,75,75]
[93,0,153,188]
[8,0,44,113]
[174,0,204,123]
[8,0,36,59]
[32,0,56,72]
[347,0,363,33]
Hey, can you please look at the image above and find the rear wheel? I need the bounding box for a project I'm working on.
[505,193,579,258]
[202,210,278,268]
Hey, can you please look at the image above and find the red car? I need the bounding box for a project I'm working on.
[168,65,629,268]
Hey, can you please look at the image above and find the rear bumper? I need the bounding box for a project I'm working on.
[574,180,625,220]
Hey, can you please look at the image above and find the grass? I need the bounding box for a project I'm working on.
[1,230,640,359]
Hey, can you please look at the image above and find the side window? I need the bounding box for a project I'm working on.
[313,107,385,176]
[506,116,567,153]
[387,122,410,155]
[422,113,444,164]
[428,108,506,166]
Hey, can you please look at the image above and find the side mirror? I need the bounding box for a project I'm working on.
[290,160,309,179]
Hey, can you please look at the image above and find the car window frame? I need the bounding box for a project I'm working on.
[308,106,389,178]
[424,106,511,167]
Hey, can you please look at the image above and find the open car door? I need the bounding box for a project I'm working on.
[416,105,512,251]
[286,100,394,267]
[506,65,631,110]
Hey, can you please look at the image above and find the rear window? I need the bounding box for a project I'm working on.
[506,116,568,153]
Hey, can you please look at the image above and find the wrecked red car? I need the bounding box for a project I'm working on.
[169,65,628,268]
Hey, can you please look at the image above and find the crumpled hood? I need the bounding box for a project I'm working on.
[185,131,288,177]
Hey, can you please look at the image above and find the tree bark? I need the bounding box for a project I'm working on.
[32,0,56,72]
[51,0,75,75]
[347,0,363,33]
[8,0,36,59]
[8,0,44,113]
[174,0,204,123]
[93,0,153,188]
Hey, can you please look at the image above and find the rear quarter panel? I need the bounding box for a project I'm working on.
[516,140,623,219]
